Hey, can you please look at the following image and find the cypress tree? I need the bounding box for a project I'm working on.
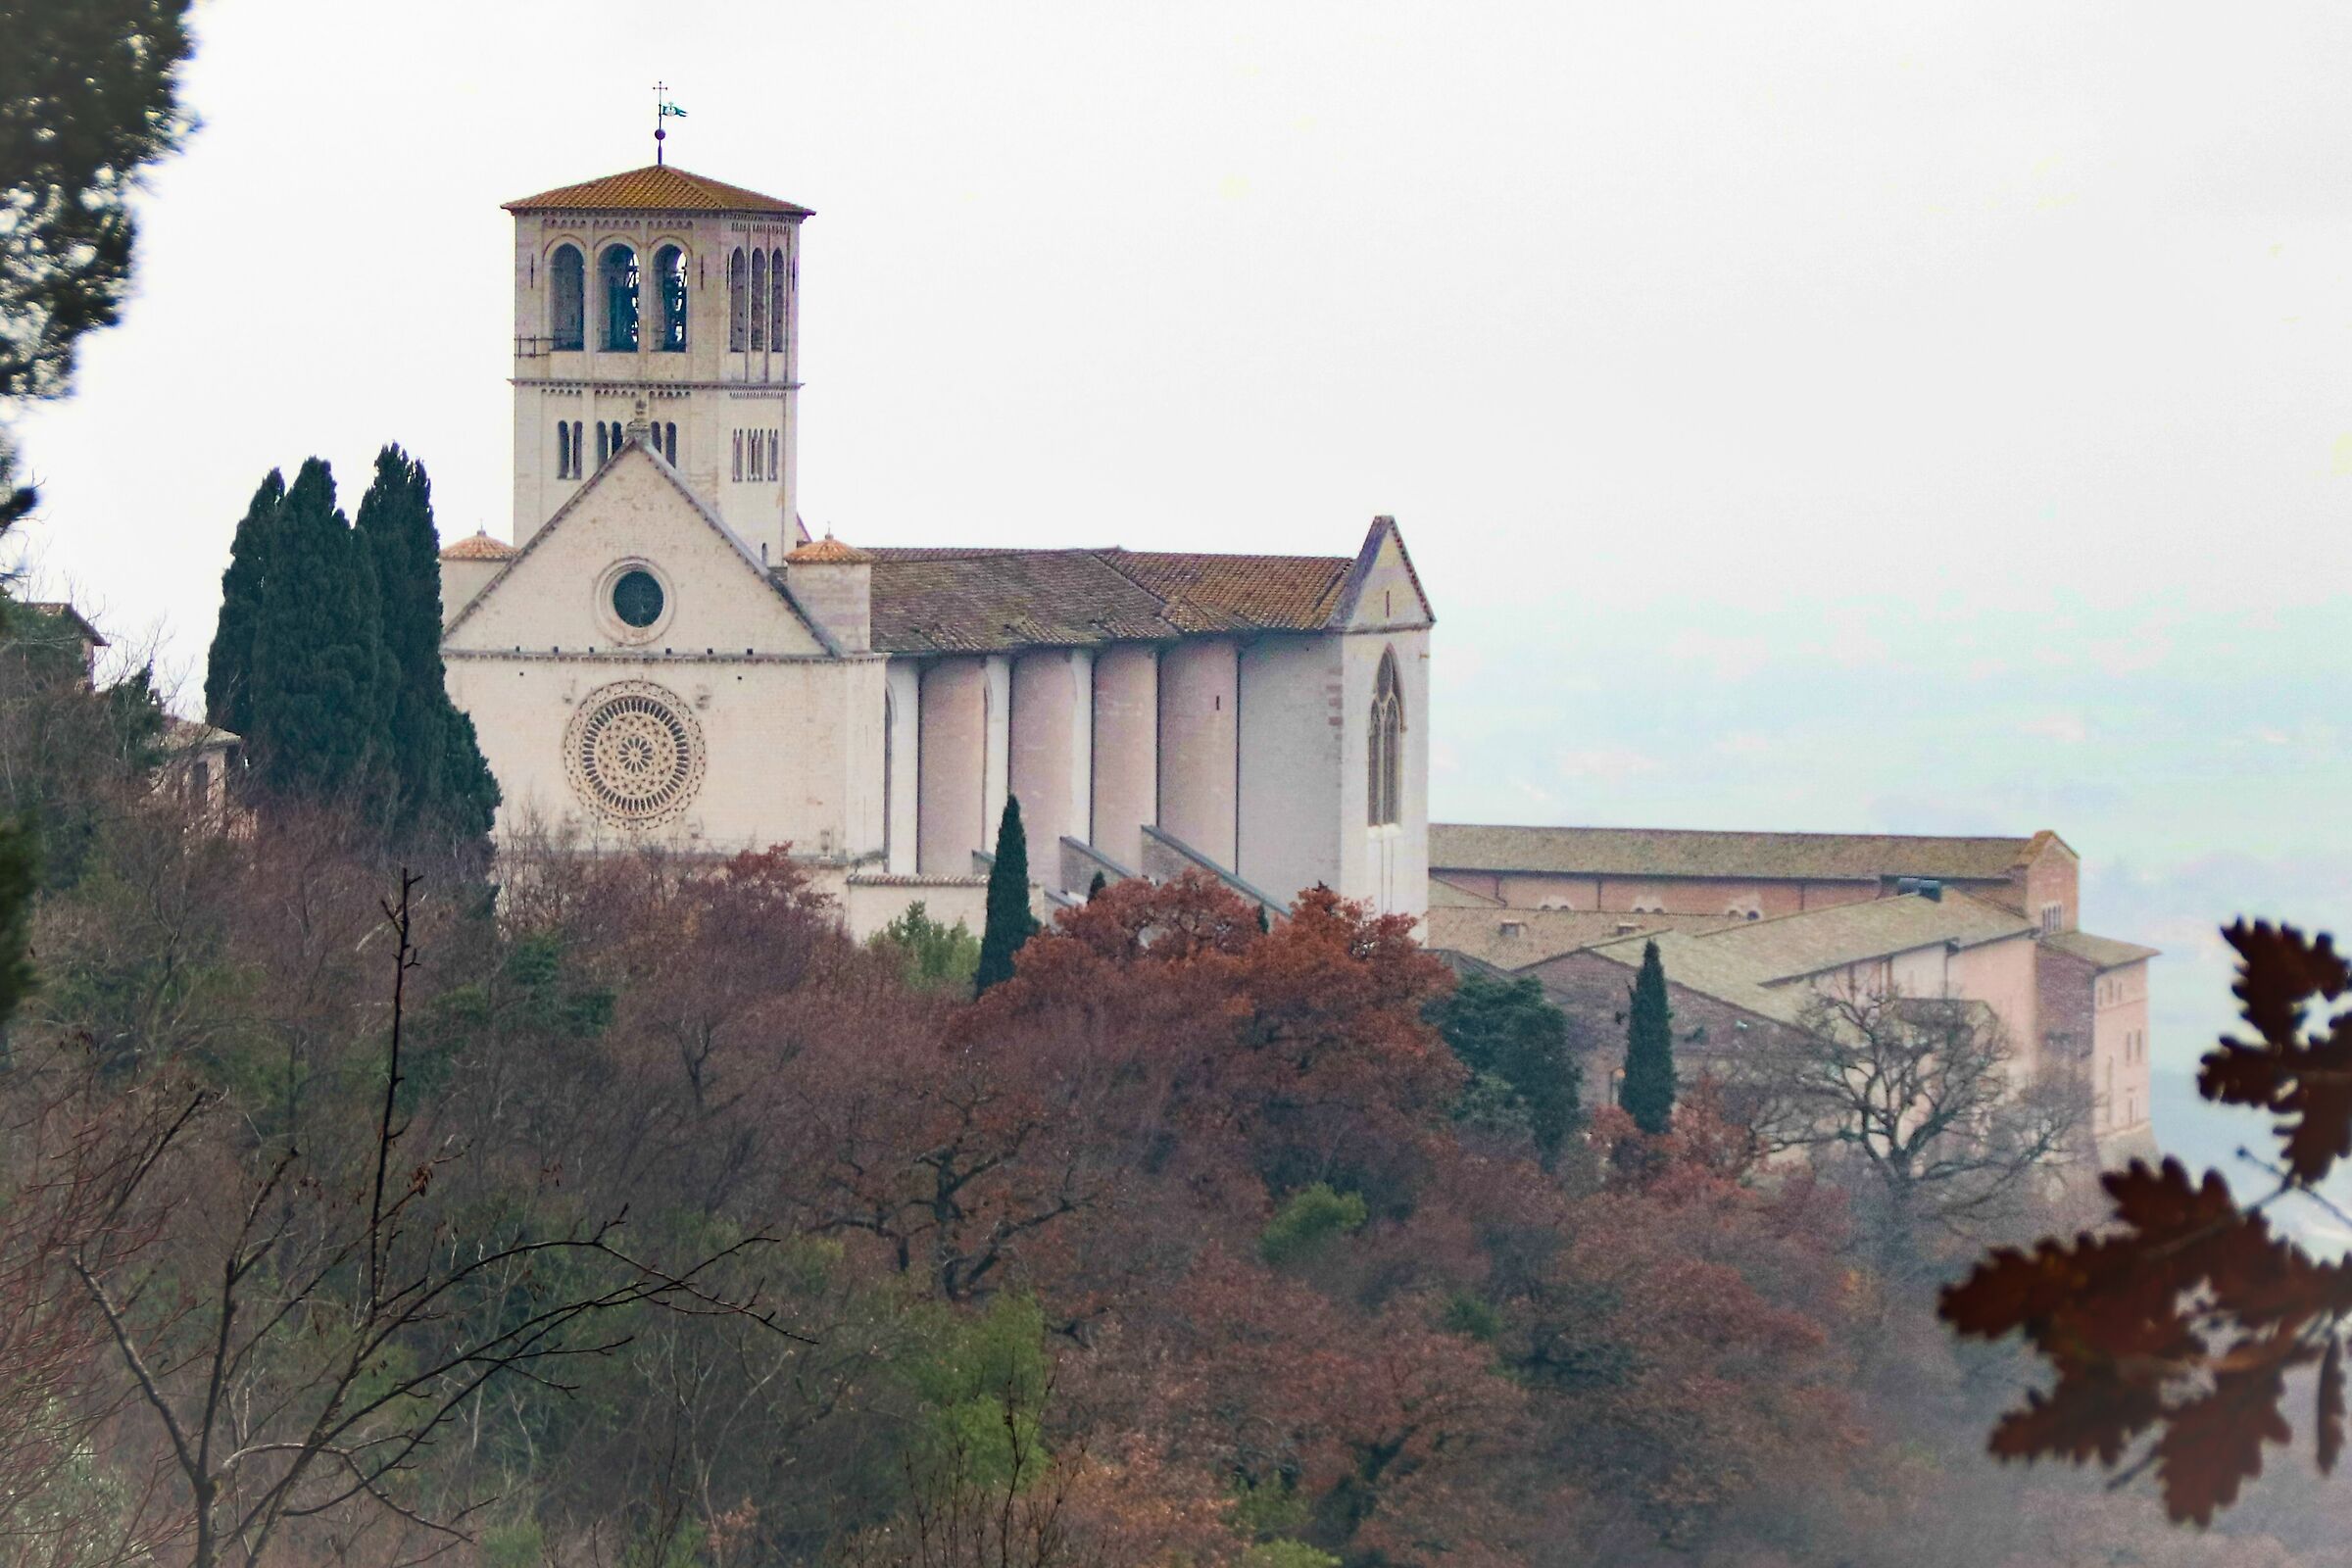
[246,459,392,806]
[354,446,498,840]
[974,796,1040,994]
[1621,940,1677,1136]
[204,468,285,739]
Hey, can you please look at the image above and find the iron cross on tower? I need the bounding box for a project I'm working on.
[653,82,687,165]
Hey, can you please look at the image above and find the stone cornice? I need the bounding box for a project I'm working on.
[445,646,883,666]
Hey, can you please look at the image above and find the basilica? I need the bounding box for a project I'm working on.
[432,156,2162,1154]
[438,162,1433,936]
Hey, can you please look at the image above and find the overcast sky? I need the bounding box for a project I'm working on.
[13,0,2351,1195]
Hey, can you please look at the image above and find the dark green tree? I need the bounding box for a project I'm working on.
[204,468,284,738]
[244,459,391,806]
[1621,939,1676,1136]
[0,0,194,1023]
[1430,972,1583,1165]
[353,445,497,840]
[0,0,195,525]
[974,796,1039,995]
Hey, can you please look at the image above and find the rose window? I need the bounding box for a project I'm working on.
[564,681,706,827]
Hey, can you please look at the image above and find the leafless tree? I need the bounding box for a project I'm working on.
[68,869,804,1568]
[1734,981,2092,1269]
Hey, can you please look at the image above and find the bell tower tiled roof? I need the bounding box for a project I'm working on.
[503,164,812,217]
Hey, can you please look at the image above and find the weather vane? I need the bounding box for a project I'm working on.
[653,81,688,166]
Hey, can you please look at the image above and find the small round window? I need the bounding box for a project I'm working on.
[612,568,664,628]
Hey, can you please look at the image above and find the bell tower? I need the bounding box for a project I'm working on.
[503,164,812,564]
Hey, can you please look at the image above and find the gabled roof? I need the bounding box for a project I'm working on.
[1102,550,1353,633]
[1427,906,1740,970]
[1428,823,2068,883]
[2043,929,2161,970]
[503,164,812,217]
[441,440,831,652]
[20,602,106,647]
[1680,891,2035,984]
[1333,514,1436,627]
[861,517,1424,655]
[1571,930,1813,1026]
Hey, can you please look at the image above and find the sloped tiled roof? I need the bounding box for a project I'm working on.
[504,165,812,216]
[22,602,106,647]
[788,536,870,564]
[1680,891,2036,984]
[1427,878,1502,908]
[439,529,517,562]
[1427,907,1741,970]
[2044,929,2161,970]
[865,545,1356,654]
[1428,823,2066,883]
[1565,930,1813,1026]
[1101,551,1353,633]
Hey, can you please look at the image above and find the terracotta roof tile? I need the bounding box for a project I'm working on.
[1669,890,2036,983]
[504,165,812,216]
[1426,907,1742,969]
[439,530,517,562]
[787,536,870,564]
[1428,823,2061,883]
[1099,551,1352,633]
[864,546,1354,654]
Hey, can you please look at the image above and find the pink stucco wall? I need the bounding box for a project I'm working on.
[1091,645,1157,871]
[2094,957,2152,1134]
[1158,639,1239,868]
[917,658,988,875]
[1009,650,1086,884]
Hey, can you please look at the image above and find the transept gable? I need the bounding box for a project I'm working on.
[1335,515,1435,630]
[442,444,828,658]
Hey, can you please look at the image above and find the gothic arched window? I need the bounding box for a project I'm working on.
[727,249,748,351]
[1368,649,1403,827]
[654,244,688,352]
[749,250,768,352]
[599,244,639,352]
[550,244,584,351]
[769,246,786,351]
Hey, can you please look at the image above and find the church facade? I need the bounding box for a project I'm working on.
[438,163,1433,934]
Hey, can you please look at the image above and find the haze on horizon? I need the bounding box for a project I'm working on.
[12,0,2349,1192]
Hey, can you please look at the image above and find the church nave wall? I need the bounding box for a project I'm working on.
[1089,645,1158,873]
[1157,639,1240,869]
[1009,649,1095,884]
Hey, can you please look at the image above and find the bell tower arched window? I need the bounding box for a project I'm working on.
[599,244,639,351]
[654,244,688,352]
[727,248,747,351]
[1368,649,1403,827]
[769,246,786,351]
[549,244,584,351]
[749,250,768,352]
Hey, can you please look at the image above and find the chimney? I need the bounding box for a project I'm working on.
[781,533,872,654]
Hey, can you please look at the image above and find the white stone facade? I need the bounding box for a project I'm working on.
[442,165,1434,936]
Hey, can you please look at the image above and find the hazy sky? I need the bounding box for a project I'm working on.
[14,1,2351,1193]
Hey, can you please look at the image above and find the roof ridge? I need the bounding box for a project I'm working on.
[1432,821,2034,846]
